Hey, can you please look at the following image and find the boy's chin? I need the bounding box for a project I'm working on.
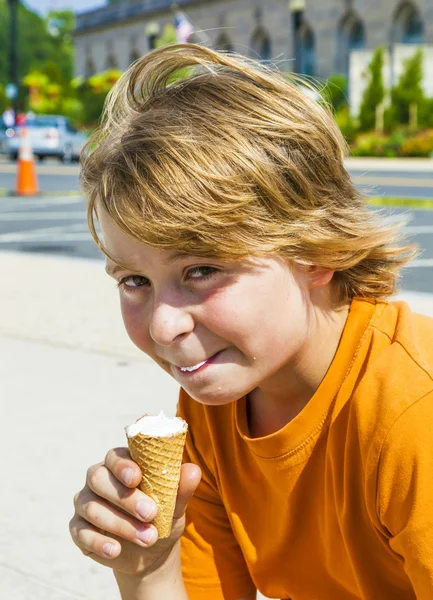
[183,386,244,406]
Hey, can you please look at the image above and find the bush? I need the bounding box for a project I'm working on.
[351,130,405,157]
[322,74,348,112]
[399,129,433,157]
[334,107,358,144]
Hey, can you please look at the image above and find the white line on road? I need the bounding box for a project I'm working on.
[0,197,84,208]
[409,259,433,267]
[405,225,433,234]
[0,232,92,243]
[353,176,433,187]
[0,211,86,221]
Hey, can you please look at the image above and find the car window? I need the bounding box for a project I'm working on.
[27,117,59,128]
[66,122,77,133]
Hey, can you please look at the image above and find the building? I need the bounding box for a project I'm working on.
[74,0,430,82]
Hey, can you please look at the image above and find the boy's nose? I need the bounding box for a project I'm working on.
[149,301,195,345]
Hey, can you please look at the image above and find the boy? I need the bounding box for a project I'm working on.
[69,43,433,599]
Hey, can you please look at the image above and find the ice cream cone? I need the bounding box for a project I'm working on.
[126,414,187,538]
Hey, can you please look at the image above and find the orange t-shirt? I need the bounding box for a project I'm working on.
[177,298,433,600]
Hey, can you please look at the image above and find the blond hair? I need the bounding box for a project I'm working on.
[81,43,417,300]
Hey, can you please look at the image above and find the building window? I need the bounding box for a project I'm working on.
[337,11,366,77]
[392,1,424,44]
[250,27,272,62]
[299,24,315,76]
[215,32,233,52]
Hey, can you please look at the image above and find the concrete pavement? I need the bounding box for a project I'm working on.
[1,250,433,600]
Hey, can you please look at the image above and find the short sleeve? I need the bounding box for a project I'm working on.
[378,390,433,597]
[177,390,256,600]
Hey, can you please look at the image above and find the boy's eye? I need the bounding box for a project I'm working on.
[186,266,219,281]
[117,275,149,289]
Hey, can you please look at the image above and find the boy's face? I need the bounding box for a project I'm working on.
[100,209,332,407]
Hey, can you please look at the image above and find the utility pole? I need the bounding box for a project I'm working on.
[8,0,19,121]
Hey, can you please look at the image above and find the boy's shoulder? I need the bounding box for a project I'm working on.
[347,299,433,448]
[371,299,433,381]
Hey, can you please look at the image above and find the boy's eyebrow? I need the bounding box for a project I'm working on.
[105,253,205,275]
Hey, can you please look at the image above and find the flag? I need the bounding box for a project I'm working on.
[175,11,194,43]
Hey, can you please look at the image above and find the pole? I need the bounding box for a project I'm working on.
[8,0,19,121]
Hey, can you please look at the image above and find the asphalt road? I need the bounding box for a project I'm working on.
[0,161,432,294]
[3,160,433,198]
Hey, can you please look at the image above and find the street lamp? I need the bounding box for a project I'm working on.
[289,0,306,74]
[7,0,19,121]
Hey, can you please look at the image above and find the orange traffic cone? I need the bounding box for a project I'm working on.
[15,126,39,196]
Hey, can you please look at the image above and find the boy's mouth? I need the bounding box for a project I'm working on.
[179,360,207,372]
[174,351,222,375]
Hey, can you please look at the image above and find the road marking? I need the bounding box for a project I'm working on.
[0,211,86,221]
[367,197,433,209]
[409,259,433,267]
[353,176,433,187]
[405,225,433,233]
[0,197,84,208]
[0,232,92,243]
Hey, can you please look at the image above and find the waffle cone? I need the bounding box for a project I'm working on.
[127,428,187,538]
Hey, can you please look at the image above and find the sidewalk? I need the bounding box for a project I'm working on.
[1,250,432,600]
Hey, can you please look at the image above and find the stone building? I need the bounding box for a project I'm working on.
[74,0,430,81]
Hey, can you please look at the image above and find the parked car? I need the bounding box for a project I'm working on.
[0,123,13,155]
[6,115,87,163]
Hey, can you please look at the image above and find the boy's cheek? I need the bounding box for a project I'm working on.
[120,303,151,353]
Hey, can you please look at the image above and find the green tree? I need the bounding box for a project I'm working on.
[391,48,424,126]
[359,46,386,131]
[0,1,74,87]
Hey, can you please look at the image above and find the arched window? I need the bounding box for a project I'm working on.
[129,49,141,64]
[392,1,424,44]
[106,54,118,69]
[337,11,366,76]
[250,27,272,62]
[215,32,233,52]
[299,24,315,76]
[85,57,95,77]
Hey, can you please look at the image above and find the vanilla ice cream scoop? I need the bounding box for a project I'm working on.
[125,411,188,538]
[125,411,187,438]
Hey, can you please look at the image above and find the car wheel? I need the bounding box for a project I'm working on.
[9,153,18,161]
[62,144,73,164]
[37,155,45,162]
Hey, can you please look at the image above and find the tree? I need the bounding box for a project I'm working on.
[391,48,424,126]
[0,1,74,87]
[359,46,386,131]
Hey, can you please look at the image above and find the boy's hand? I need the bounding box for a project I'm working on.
[69,447,201,577]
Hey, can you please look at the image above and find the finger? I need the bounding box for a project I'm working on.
[174,463,202,519]
[85,464,158,523]
[104,447,143,488]
[75,490,158,548]
[69,514,122,560]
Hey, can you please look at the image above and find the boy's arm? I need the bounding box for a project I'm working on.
[378,390,433,597]
[114,541,189,600]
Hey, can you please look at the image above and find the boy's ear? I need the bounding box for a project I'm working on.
[307,266,334,289]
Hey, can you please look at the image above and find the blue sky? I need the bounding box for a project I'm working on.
[23,0,105,15]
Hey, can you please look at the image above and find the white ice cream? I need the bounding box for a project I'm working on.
[126,411,187,438]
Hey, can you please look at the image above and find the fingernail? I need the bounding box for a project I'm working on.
[103,542,114,557]
[137,526,157,545]
[122,468,133,486]
[137,499,157,521]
